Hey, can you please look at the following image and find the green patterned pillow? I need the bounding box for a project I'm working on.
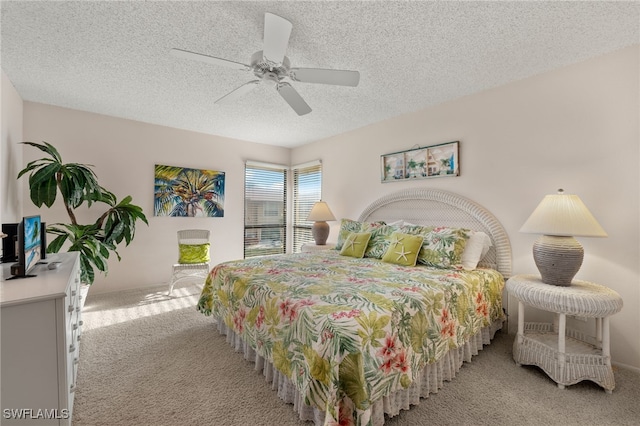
[364,224,401,259]
[339,232,372,258]
[400,225,470,268]
[397,225,434,240]
[381,232,423,266]
[178,243,210,264]
[335,219,385,250]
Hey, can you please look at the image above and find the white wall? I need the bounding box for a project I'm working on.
[20,103,290,294]
[292,45,640,370]
[1,70,23,225]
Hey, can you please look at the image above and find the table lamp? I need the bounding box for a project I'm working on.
[519,189,607,286]
[307,201,336,245]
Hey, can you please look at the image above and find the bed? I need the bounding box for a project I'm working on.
[197,188,512,425]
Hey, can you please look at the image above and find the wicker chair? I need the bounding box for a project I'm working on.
[168,229,211,295]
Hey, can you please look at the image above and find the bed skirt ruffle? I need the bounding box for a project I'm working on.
[215,317,503,425]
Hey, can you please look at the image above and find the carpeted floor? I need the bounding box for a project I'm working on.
[72,283,640,426]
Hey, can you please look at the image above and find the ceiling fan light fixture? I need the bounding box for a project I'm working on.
[263,72,280,87]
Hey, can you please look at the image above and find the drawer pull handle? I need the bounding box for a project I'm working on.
[77,335,82,341]
[72,290,77,297]
[79,320,84,326]
[70,384,76,393]
[68,305,74,313]
[69,344,76,353]
[74,358,79,365]
[73,324,78,330]
[76,307,81,313]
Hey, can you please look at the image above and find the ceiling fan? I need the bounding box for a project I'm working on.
[171,12,360,116]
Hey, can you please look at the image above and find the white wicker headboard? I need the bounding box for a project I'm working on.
[358,188,512,278]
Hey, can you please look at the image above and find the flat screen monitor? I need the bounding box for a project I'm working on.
[22,215,42,274]
[8,215,42,278]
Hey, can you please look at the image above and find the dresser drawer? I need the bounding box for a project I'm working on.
[1,252,83,425]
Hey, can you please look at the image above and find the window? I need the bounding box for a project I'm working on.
[244,162,287,258]
[292,160,322,253]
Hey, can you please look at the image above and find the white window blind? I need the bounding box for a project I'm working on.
[292,160,322,253]
[244,162,287,258]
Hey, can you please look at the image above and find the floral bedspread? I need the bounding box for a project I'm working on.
[197,251,505,426]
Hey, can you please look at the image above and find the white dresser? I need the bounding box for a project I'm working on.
[1,252,86,425]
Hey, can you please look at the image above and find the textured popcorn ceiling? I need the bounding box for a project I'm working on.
[1,1,638,148]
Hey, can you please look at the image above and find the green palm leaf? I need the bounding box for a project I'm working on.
[18,141,148,285]
[338,353,369,410]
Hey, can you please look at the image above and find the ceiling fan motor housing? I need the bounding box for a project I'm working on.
[251,50,290,82]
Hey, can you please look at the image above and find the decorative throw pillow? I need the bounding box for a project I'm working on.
[339,232,372,258]
[335,219,385,250]
[403,226,469,268]
[398,224,435,236]
[364,224,400,259]
[397,224,435,241]
[461,231,493,270]
[178,243,210,264]
[381,232,423,266]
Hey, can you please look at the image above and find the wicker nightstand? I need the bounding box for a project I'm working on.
[506,274,623,393]
[301,243,336,253]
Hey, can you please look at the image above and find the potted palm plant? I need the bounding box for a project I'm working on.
[18,141,148,284]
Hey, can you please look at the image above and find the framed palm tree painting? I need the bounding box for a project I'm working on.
[154,164,225,217]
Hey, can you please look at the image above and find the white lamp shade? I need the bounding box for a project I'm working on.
[520,190,607,237]
[307,201,336,222]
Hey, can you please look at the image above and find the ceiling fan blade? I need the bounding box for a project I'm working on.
[263,13,292,65]
[171,48,250,71]
[290,68,360,87]
[277,82,311,116]
[215,80,261,104]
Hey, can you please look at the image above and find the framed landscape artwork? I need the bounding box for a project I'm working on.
[154,164,225,217]
[381,141,459,182]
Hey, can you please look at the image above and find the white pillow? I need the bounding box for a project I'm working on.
[385,220,418,227]
[461,231,492,270]
[386,219,405,227]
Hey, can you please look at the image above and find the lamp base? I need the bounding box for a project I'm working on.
[312,221,330,245]
[533,235,584,286]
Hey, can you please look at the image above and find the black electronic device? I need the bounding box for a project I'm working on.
[1,222,18,263]
[40,221,47,260]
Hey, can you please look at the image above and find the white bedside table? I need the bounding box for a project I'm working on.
[301,243,336,253]
[506,274,623,393]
